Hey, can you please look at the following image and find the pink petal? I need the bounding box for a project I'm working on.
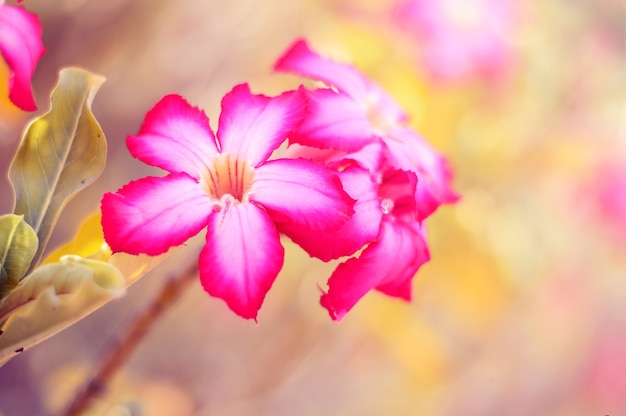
[251,158,355,232]
[199,202,284,320]
[375,223,429,300]
[319,219,429,321]
[342,142,385,176]
[101,173,213,255]
[384,127,459,219]
[217,84,305,167]
[277,166,382,261]
[378,168,418,219]
[285,142,384,176]
[275,39,407,123]
[127,94,219,178]
[290,88,375,151]
[275,38,371,103]
[284,143,347,164]
[0,5,45,111]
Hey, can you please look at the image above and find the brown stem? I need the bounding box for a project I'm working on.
[62,258,198,416]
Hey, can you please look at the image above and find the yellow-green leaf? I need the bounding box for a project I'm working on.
[0,214,38,298]
[0,255,125,367]
[9,68,107,271]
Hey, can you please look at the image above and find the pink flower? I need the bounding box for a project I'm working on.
[288,143,430,320]
[274,39,456,320]
[101,84,356,320]
[392,0,516,82]
[320,169,430,320]
[0,1,45,111]
[275,39,458,221]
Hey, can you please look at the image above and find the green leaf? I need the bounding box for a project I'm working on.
[0,255,125,367]
[0,214,38,298]
[9,68,107,271]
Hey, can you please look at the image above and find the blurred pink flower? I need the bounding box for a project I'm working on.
[393,0,515,82]
[584,330,626,409]
[594,164,626,230]
[0,1,45,111]
[275,38,458,221]
[581,162,626,247]
[101,84,356,320]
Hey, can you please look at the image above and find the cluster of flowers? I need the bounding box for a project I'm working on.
[101,39,458,321]
[0,0,45,111]
[0,2,457,321]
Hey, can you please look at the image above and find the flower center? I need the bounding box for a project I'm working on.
[380,198,395,215]
[201,154,255,205]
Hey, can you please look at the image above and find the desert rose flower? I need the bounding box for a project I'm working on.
[275,39,458,221]
[101,84,355,320]
[275,39,456,319]
[320,168,430,320]
[0,1,45,111]
[286,143,430,320]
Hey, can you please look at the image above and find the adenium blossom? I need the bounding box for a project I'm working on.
[101,84,356,320]
[0,1,45,111]
[320,169,430,320]
[285,143,430,320]
[274,39,458,221]
[392,0,515,82]
[275,39,455,320]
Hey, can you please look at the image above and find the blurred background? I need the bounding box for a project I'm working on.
[1,0,625,414]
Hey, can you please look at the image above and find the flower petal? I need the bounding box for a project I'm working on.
[0,5,45,111]
[285,142,384,179]
[378,168,418,219]
[290,88,375,151]
[101,173,213,255]
[274,38,371,103]
[375,223,429,300]
[277,166,381,261]
[199,202,284,320]
[319,219,429,321]
[217,84,305,167]
[384,127,459,219]
[127,94,219,178]
[275,39,408,124]
[251,158,355,232]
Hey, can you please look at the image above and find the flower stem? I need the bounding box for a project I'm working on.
[62,258,198,416]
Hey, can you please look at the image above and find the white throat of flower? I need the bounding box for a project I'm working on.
[200,154,255,210]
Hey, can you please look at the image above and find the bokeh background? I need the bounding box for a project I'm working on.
[1,0,626,414]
